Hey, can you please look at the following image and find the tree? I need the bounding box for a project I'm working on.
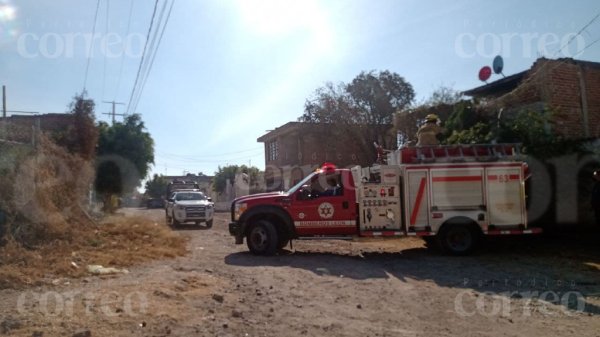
[213,165,261,194]
[53,93,99,160]
[300,70,415,125]
[423,84,463,106]
[144,174,168,199]
[346,70,415,125]
[300,70,415,163]
[95,114,155,211]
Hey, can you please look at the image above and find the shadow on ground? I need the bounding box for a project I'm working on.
[225,233,600,315]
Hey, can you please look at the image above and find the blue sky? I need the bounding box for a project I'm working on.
[1,0,599,179]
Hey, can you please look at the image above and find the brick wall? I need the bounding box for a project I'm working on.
[491,58,600,141]
[262,123,386,169]
[261,122,393,190]
[2,113,74,133]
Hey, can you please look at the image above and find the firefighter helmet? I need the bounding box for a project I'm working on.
[425,114,439,122]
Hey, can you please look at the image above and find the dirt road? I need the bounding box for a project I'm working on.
[1,209,599,337]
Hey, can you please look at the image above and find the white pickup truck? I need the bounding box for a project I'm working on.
[165,191,214,228]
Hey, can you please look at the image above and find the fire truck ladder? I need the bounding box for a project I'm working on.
[404,143,523,164]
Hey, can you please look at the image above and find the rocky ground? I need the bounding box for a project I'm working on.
[1,208,599,337]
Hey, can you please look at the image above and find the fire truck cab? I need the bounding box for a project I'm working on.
[229,144,541,255]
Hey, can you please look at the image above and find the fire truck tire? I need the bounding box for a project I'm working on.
[246,220,278,255]
[422,236,439,249]
[438,223,478,256]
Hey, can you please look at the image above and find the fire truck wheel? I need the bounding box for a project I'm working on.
[247,220,278,255]
[438,223,478,255]
[422,236,439,249]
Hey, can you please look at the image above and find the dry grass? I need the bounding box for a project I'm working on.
[0,133,188,289]
[0,215,187,289]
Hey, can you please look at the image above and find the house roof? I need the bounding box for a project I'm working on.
[257,121,393,142]
[257,122,303,142]
[462,57,600,98]
[462,70,527,97]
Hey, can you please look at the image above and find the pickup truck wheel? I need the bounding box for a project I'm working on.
[170,216,180,227]
[246,220,278,255]
[206,220,213,229]
[438,223,478,256]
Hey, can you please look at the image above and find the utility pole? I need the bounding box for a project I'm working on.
[2,85,6,118]
[102,100,126,124]
[1,86,5,139]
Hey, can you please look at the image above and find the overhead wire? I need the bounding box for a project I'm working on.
[130,0,175,115]
[483,11,600,106]
[113,0,134,101]
[126,0,160,115]
[82,0,101,93]
[553,12,600,58]
[129,0,169,114]
[101,0,110,100]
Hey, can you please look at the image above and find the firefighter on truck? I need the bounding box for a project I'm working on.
[229,144,541,256]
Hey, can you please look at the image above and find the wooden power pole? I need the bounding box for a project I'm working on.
[102,100,126,124]
[2,85,6,118]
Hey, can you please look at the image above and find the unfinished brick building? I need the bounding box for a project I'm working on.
[258,122,394,191]
[463,57,600,140]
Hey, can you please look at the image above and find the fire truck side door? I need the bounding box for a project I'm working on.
[290,172,357,236]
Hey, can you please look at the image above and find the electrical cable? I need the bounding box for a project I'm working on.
[82,0,101,93]
[130,0,175,115]
[126,0,160,115]
[114,0,134,101]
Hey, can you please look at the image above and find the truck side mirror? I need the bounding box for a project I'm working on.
[207,197,212,202]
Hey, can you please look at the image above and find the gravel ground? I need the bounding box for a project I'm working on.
[0,208,599,337]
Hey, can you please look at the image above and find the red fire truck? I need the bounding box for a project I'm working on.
[228,144,542,255]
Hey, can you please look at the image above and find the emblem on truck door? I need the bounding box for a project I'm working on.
[318,202,334,219]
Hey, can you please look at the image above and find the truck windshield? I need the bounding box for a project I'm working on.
[286,172,318,194]
[175,192,206,201]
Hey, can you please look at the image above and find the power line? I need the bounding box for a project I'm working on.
[101,0,110,100]
[82,0,101,93]
[129,0,168,114]
[114,0,134,101]
[487,11,600,106]
[554,12,600,57]
[126,0,160,115]
[130,0,175,115]
[574,35,600,57]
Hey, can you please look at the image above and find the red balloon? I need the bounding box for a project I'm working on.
[479,66,492,82]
